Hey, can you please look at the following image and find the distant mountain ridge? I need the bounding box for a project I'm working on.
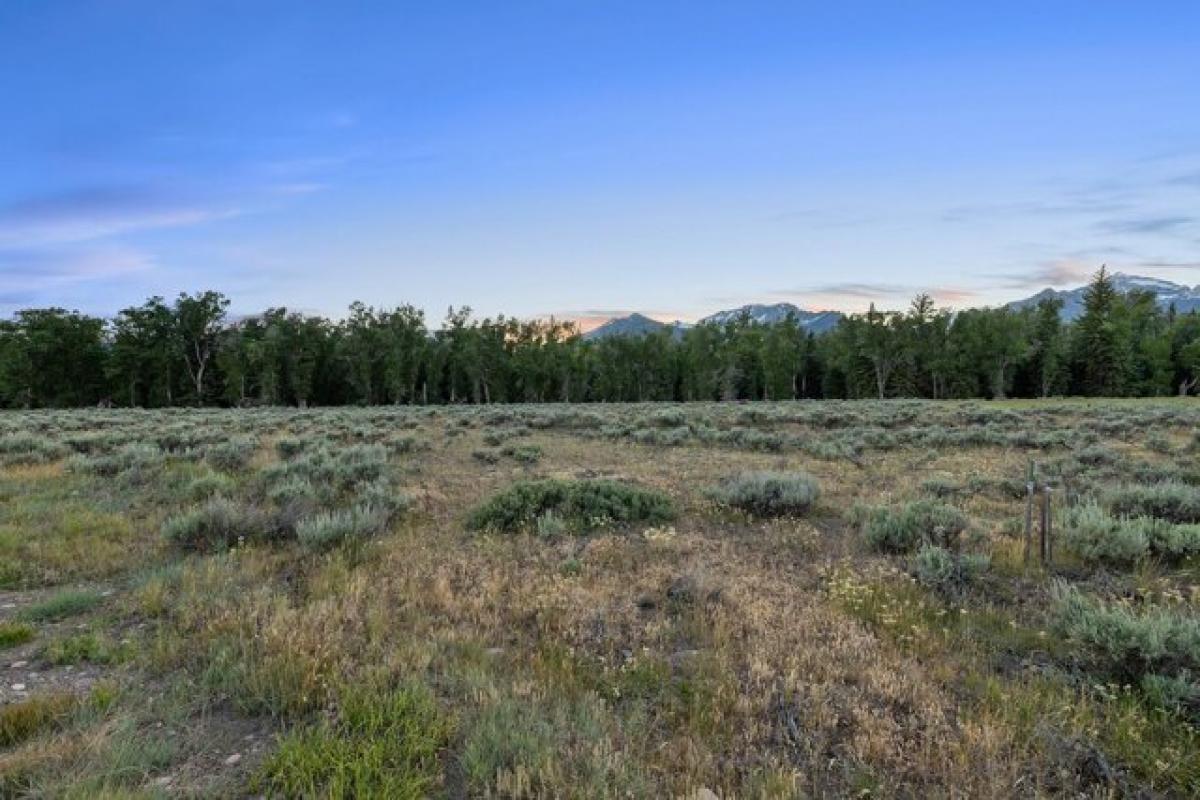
[584,273,1200,340]
[1007,272,1200,320]
[700,303,842,333]
[583,302,843,341]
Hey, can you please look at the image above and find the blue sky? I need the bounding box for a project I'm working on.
[2,1,1199,326]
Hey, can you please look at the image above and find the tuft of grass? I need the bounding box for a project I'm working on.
[254,682,450,798]
[43,631,125,665]
[0,621,36,648]
[705,470,820,517]
[467,479,674,534]
[18,588,103,622]
[0,692,78,747]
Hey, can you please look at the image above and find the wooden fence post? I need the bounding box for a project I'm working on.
[1043,485,1052,565]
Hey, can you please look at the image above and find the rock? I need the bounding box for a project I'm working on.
[10,660,28,669]
[693,789,721,800]
[224,753,242,766]
[11,683,26,691]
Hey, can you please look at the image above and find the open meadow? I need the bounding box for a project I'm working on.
[1,399,1199,798]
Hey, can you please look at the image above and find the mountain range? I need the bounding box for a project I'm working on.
[583,273,1200,340]
[583,303,843,341]
[1004,272,1200,320]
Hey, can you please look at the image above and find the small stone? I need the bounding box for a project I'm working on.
[693,789,720,800]
[11,683,26,691]
[153,776,172,787]
[10,660,28,669]
[224,753,242,766]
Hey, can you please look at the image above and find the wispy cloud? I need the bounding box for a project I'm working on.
[1166,171,1200,188]
[0,244,154,298]
[942,198,1130,223]
[767,282,977,312]
[1097,215,1195,235]
[988,258,1096,289]
[0,185,237,247]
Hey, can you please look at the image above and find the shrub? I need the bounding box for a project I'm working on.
[1062,502,1200,565]
[186,472,236,501]
[1147,522,1200,561]
[1141,672,1200,713]
[333,444,388,487]
[354,480,411,515]
[269,475,320,509]
[467,479,675,534]
[254,682,450,799]
[162,498,285,551]
[1105,482,1200,524]
[536,512,566,538]
[1061,502,1149,565]
[706,470,820,517]
[913,544,989,593]
[67,443,163,479]
[206,437,258,471]
[296,504,390,551]
[276,437,308,459]
[861,500,968,553]
[472,449,501,465]
[501,444,542,464]
[920,478,960,498]
[1052,582,1200,683]
[1145,433,1173,454]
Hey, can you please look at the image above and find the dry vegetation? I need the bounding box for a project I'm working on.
[0,399,1198,798]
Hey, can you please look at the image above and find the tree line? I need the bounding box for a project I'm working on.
[2,267,1199,408]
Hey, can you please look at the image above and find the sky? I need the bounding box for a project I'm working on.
[2,1,1200,328]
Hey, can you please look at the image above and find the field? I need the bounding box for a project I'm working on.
[1,400,1199,798]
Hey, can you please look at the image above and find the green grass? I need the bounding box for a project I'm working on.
[43,631,127,666]
[18,588,104,622]
[0,620,36,648]
[254,682,450,798]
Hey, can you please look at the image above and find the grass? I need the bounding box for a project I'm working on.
[2,400,1200,796]
[254,682,450,798]
[18,588,104,622]
[0,621,35,648]
[0,692,78,747]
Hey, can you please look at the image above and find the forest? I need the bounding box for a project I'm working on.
[2,267,1199,408]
